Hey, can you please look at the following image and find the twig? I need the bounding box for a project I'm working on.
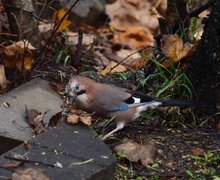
[45,0,81,49]
[73,29,83,66]
[110,46,153,73]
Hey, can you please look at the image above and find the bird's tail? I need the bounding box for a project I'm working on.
[159,99,195,108]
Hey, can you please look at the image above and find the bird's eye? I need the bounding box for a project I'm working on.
[75,84,80,92]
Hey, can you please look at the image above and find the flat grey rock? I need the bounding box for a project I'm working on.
[0,123,116,179]
[0,78,63,142]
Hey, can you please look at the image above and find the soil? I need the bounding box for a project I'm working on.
[103,122,220,179]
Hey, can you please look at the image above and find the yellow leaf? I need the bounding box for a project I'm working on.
[161,35,196,67]
[16,53,33,71]
[1,40,35,71]
[52,8,71,32]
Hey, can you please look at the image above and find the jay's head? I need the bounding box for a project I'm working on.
[65,76,87,104]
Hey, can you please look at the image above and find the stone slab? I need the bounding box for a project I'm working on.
[0,78,63,142]
[0,123,116,179]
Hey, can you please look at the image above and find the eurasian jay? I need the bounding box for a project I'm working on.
[65,75,194,139]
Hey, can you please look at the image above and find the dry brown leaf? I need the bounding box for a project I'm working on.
[79,116,92,126]
[25,107,47,135]
[12,168,50,180]
[106,0,161,32]
[161,35,196,67]
[1,40,35,71]
[52,8,71,32]
[67,114,79,124]
[114,139,156,166]
[115,49,150,69]
[192,147,205,156]
[0,65,8,89]
[113,25,154,49]
[67,113,92,126]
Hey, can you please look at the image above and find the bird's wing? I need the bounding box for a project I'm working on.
[90,84,131,112]
[90,85,158,112]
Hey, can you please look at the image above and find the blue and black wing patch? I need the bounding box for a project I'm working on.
[111,103,129,111]
[125,91,155,104]
[111,92,155,111]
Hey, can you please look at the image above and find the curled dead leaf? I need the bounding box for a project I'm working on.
[114,139,156,166]
[67,114,79,124]
[161,35,196,67]
[1,40,35,71]
[25,106,47,135]
[67,113,92,126]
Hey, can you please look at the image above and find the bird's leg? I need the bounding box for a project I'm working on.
[102,116,115,128]
[101,122,125,140]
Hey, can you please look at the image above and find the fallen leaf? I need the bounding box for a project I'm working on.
[106,0,162,32]
[192,147,205,156]
[1,40,35,71]
[0,65,8,89]
[52,8,71,32]
[113,25,154,49]
[114,139,156,166]
[25,107,41,127]
[15,40,36,50]
[3,162,23,169]
[67,113,92,126]
[12,168,49,180]
[115,49,150,69]
[25,106,47,135]
[79,116,92,126]
[161,35,196,67]
[67,114,79,124]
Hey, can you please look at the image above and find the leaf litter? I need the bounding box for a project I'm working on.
[114,138,156,166]
[25,106,48,135]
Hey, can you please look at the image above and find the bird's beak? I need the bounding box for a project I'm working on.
[66,96,77,104]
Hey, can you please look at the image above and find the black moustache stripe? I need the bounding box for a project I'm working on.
[76,90,86,96]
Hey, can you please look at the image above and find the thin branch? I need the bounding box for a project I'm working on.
[73,29,83,66]
[45,0,81,48]
[110,46,154,72]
